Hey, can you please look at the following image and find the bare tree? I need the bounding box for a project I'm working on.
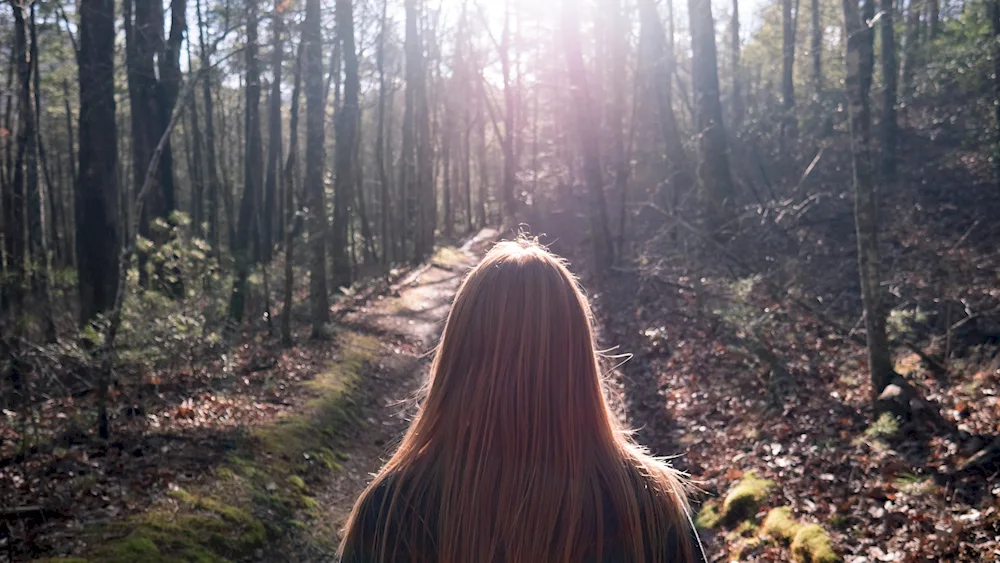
[304,0,330,337]
[563,0,614,269]
[842,0,895,399]
[332,0,360,289]
[880,0,899,178]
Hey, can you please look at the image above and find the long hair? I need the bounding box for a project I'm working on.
[339,239,699,563]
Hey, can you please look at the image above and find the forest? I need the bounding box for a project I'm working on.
[0,0,999,558]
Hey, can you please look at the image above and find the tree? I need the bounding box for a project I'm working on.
[901,0,921,98]
[731,0,744,122]
[781,0,797,136]
[638,0,688,208]
[229,0,264,323]
[76,0,120,325]
[376,0,392,265]
[842,0,895,399]
[880,0,898,178]
[282,41,304,347]
[263,0,285,262]
[811,0,822,92]
[304,0,330,337]
[331,0,360,289]
[687,0,735,219]
[994,0,1000,189]
[563,0,614,269]
[197,0,222,254]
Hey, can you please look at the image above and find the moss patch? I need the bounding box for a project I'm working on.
[763,506,802,542]
[74,329,380,562]
[695,500,722,529]
[721,472,775,524]
[791,524,840,563]
[431,246,467,267]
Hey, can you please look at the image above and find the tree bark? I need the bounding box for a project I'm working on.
[688,0,736,220]
[281,40,303,347]
[376,0,392,265]
[185,40,205,236]
[639,0,689,209]
[196,0,222,254]
[230,0,264,324]
[76,0,120,324]
[563,0,614,270]
[332,0,360,289]
[994,0,1000,190]
[782,0,797,136]
[880,0,898,179]
[811,0,822,93]
[842,0,895,399]
[731,0,744,123]
[304,0,330,337]
[900,0,921,99]
[263,0,284,262]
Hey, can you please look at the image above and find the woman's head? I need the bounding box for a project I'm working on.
[340,238,697,563]
[413,239,615,459]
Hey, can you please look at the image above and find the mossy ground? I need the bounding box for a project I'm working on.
[720,472,775,524]
[61,330,380,562]
[762,506,802,541]
[791,523,840,563]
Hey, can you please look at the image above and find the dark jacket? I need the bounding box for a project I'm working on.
[338,480,707,563]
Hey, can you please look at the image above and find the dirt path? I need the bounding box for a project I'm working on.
[274,229,496,561]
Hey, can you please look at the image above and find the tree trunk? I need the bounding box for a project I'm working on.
[75,0,120,325]
[901,0,921,99]
[782,0,797,136]
[731,0,744,123]
[1,34,20,313]
[500,3,517,222]
[413,0,435,261]
[304,0,330,337]
[563,0,614,270]
[281,40,304,347]
[230,0,264,324]
[994,0,1000,190]
[156,0,186,218]
[639,0,689,209]
[197,0,221,254]
[928,0,939,38]
[842,0,895,399]
[811,0,822,93]
[263,1,283,262]
[880,0,898,179]
[688,0,736,220]
[608,0,629,258]
[376,0,392,266]
[186,40,205,237]
[332,0,360,289]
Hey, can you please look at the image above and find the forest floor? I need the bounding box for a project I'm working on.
[1,229,496,562]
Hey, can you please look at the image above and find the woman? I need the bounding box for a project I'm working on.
[338,239,704,563]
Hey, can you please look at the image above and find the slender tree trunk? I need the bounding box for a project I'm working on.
[928,0,939,38]
[263,1,284,262]
[413,0,435,261]
[842,0,895,399]
[332,0,360,288]
[880,0,898,179]
[688,0,736,220]
[901,0,921,99]
[639,0,688,209]
[782,0,797,136]
[563,0,614,270]
[476,83,487,228]
[186,41,205,237]
[156,0,186,219]
[994,0,1000,190]
[731,0,744,123]
[305,0,330,336]
[499,3,517,222]
[75,0,120,325]
[197,0,221,254]
[230,0,264,324]
[281,40,304,347]
[442,99,453,239]
[376,0,392,266]
[1,32,21,313]
[811,0,822,93]
[608,0,629,259]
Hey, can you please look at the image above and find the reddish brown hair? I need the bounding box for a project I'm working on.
[339,239,700,562]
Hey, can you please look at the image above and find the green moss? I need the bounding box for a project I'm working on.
[287,475,307,492]
[864,412,900,440]
[763,506,802,542]
[168,488,198,505]
[791,524,840,563]
[300,495,320,510]
[215,467,235,480]
[431,246,466,267]
[695,500,722,529]
[722,472,775,524]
